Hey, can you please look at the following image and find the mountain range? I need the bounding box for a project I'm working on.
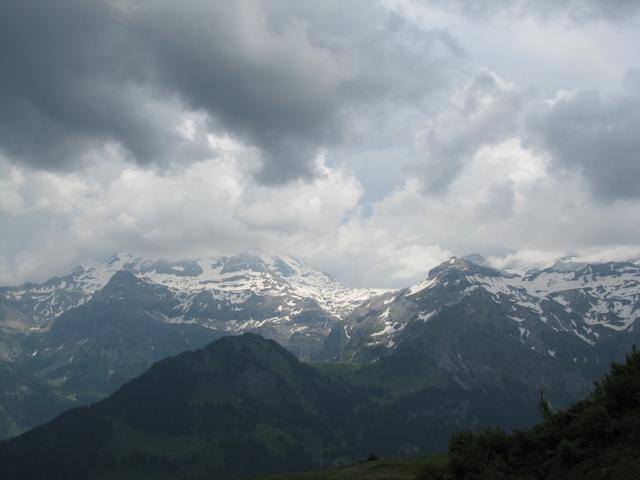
[339,255,640,360]
[1,251,639,444]
[1,251,382,339]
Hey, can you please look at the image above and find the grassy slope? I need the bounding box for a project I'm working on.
[308,360,442,401]
[258,455,446,480]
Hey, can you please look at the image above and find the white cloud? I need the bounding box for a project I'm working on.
[0,149,364,285]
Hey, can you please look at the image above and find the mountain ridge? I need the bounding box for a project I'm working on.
[334,255,640,363]
[1,252,640,442]
[0,251,386,340]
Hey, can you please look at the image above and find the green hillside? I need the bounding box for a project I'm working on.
[259,455,446,480]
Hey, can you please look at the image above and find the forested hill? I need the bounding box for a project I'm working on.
[0,334,376,480]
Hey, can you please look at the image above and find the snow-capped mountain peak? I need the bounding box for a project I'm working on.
[0,252,386,345]
[338,255,640,361]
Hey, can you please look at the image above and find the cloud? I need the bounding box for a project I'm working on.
[526,87,640,201]
[0,0,462,183]
[410,66,640,203]
[414,70,523,193]
[0,1,194,168]
[416,0,640,23]
[487,245,640,273]
[0,147,365,285]
[3,127,640,289]
[317,136,640,286]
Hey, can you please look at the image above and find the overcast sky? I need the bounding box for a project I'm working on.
[1,0,640,287]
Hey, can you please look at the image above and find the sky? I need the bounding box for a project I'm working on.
[1,0,640,288]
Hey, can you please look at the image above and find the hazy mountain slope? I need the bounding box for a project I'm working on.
[259,348,640,480]
[0,333,596,479]
[0,295,35,363]
[0,361,76,440]
[427,347,640,480]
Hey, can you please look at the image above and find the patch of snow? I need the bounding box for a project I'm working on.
[418,310,437,321]
[407,277,438,296]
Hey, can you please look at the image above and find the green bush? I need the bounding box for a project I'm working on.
[599,350,640,415]
[448,429,508,478]
[415,461,448,480]
[448,431,486,476]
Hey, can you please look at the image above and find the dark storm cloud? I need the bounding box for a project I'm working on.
[0,0,211,169]
[0,0,461,183]
[526,88,640,201]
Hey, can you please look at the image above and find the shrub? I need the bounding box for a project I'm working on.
[556,439,580,465]
[448,431,486,476]
[572,404,611,440]
[415,462,448,480]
